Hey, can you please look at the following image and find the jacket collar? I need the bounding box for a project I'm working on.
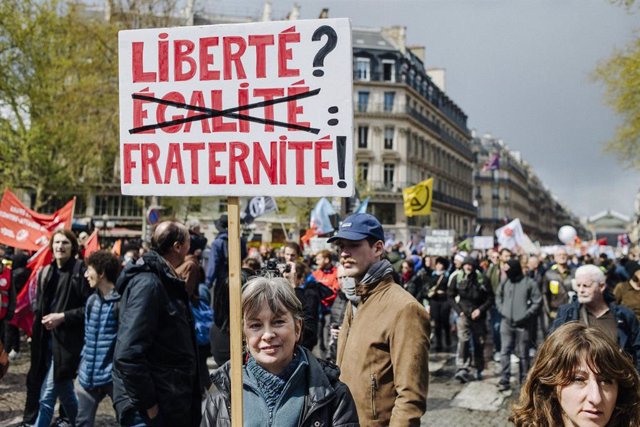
[356,274,394,301]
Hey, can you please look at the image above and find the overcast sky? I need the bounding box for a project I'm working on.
[209,0,639,218]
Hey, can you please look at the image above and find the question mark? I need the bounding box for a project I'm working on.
[312,25,338,77]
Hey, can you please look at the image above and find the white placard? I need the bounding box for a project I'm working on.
[473,236,494,250]
[424,229,455,256]
[119,19,353,197]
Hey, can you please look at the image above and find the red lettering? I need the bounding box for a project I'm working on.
[123,144,141,184]
[208,143,226,184]
[156,92,185,134]
[287,86,310,130]
[133,91,155,134]
[141,144,162,184]
[211,90,236,132]
[278,31,300,77]
[164,143,185,184]
[174,40,196,81]
[184,143,205,184]
[229,142,251,184]
[223,37,247,80]
[132,42,156,82]
[184,91,211,133]
[238,85,249,133]
[253,88,284,132]
[252,142,277,184]
[249,35,274,78]
[314,140,333,185]
[158,34,169,82]
[199,37,220,81]
[279,140,287,184]
[288,141,312,184]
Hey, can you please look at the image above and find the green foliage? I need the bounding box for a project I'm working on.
[595,36,640,168]
[0,0,119,209]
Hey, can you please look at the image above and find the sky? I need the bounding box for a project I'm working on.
[205,0,639,219]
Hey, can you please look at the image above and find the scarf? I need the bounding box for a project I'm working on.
[246,349,302,412]
[358,259,395,294]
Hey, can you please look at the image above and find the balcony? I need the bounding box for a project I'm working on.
[353,70,401,83]
[432,190,476,212]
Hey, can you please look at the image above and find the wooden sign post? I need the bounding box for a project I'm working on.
[226,196,243,425]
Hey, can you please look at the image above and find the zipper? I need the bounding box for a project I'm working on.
[370,373,378,420]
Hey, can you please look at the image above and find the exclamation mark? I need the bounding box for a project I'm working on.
[336,135,347,188]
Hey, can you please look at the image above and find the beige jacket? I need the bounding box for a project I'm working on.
[337,275,431,426]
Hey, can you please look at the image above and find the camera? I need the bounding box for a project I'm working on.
[260,258,290,278]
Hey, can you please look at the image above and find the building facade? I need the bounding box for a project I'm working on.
[472,133,588,245]
[351,26,475,244]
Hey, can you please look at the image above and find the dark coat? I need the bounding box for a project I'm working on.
[200,346,359,427]
[32,258,90,382]
[112,251,201,427]
[551,298,640,372]
[447,269,494,318]
[295,276,334,351]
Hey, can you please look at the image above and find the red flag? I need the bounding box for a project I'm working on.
[111,239,122,257]
[83,230,100,258]
[0,189,75,251]
[8,246,52,336]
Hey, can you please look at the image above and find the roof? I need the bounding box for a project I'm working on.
[352,27,398,51]
[588,210,630,223]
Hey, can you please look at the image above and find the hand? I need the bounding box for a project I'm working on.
[42,312,65,330]
[330,327,341,340]
[471,309,481,320]
[147,404,159,420]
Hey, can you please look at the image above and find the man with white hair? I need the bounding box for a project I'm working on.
[550,264,640,372]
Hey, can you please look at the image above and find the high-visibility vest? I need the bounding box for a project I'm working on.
[0,267,11,320]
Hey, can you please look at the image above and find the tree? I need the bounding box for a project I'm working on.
[594,1,640,168]
[0,0,119,209]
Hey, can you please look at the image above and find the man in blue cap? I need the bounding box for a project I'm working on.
[331,213,430,426]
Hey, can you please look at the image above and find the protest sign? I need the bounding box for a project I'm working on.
[424,229,455,256]
[473,236,494,250]
[119,19,354,197]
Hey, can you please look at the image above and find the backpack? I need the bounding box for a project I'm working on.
[191,300,214,346]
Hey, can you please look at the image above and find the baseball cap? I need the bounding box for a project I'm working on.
[327,213,384,243]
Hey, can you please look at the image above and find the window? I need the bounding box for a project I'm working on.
[357,91,369,112]
[358,125,369,148]
[383,163,395,189]
[492,186,499,199]
[357,162,369,182]
[371,202,396,225]
[382,60,395,81]
[384,126,394,149]
[355,58,370,80]
[94,195,142,217]
[492,207,499,218]
[383,91,395,112]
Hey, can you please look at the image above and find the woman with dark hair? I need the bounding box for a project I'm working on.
[400,258,425,302]
[510,321,640,426]
[201,277,359,426]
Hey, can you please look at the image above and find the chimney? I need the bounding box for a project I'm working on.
[426,68,446,92]
[408,45,425,63]
[318,8,329,18]
[381,26,406,53]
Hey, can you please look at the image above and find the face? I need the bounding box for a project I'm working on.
[463,263,473,274]
[558,362,618,427]
[489,251,499,264]
[244,303,301,375]
[315,254,329,269]
[575,274,605,306]
[401,262,412,274]
[283,247,299,263]
[500,250,512,264]
[556,250,569,265]
[84,265,101,289]
[528,256,540,270]
[52,234,73,264]
[175,232,190,262]
[336,238,383,281]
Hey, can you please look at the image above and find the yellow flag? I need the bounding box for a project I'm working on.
[403,178,433,217]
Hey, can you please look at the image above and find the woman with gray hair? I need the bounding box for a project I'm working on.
[200,277,359,426]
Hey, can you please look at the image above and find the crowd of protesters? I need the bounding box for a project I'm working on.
[2,212,640,425]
